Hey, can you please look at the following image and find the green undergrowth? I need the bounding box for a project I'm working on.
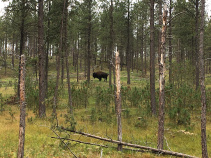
[1,58,211,157]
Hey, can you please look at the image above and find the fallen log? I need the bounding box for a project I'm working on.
[60,127,198,158]
[51,136,148,153]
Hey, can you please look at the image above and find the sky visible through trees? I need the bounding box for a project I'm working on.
[0,0,211,16]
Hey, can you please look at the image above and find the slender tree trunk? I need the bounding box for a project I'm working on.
[109,0,114,87]
[77,38,79,82]
[38,0,46,117]
[199,0,208,157]
[17,55,26,158]
[126,0,130,85]
[150,0,156,115]
[144,32,147,75]
[157,0,162,64]
[115,51,122,151]
[18,0,26,99]
[140,24,144,76]
[64,0,73,114]
[61,50,64,85]
[157,5,168,150]
[169,0,172,85]
[12,34,15,69]
[87,0,92,83]
[53,0,66,116]
[46,0,51,96]
[195,0,199,90]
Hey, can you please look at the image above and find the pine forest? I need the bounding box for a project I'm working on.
[0,0,211,157]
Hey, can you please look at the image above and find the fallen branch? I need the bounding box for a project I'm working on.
[51,136,148,153]
[51,136,108,148]
[60,127,198,158]
[49,128,78,158]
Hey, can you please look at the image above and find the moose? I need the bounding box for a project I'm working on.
[93,71,109,81]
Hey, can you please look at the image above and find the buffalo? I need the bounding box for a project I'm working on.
[93,71,109,81]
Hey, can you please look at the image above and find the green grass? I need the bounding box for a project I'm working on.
[0,104,210,157]
[1,57,211,157]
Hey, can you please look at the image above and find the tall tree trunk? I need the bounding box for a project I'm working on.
[169,0,172,85]
[38,0,46,117]
[4,32,7,75]
[115,51,122,151]
[46,0,51,96]
[61,51,64,85]
[17,55,26,158]
[18,0,26,99]
[157,0,162,64]
[199,0,208,157]
[140,23,144,76]
[53,0,66,116]
[64,0,73,114]
[109,0,114,87]
[150,0,156,115]
[195,0,199,90]
[12,34,15,69]
[126,0,131,85]
[87,0,92,83]
[144,32,147,75]
[157,5,168,150]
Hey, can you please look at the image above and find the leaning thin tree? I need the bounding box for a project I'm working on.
[17,55,26,158]
[115,50,122,151]
[199,0,208,157]
[157,4,168,150]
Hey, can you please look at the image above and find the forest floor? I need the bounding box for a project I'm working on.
[0,59,211,158]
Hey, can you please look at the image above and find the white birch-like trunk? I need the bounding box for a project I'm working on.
[157,5,168,150]
[115,51,122,151]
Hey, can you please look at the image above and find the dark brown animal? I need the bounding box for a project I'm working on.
[93,71,109,81]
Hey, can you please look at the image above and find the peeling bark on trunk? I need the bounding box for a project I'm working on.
[157,5,168,150]
[17,55,26,158]
[115,51,122,151]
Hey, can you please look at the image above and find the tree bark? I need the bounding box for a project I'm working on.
[17,55,26,158]
[126,0,131,85]
[195,0,199,90]
[199,0,208,157]
[64,0,73,114]
[109,0,114,87]
[168,0,172,84]
[18,0,26,99]
[115,51,122,151]
[157,0,162,64]
[157,5,168,150]
[87,0,92,83]
[38,0,46,117]
[150,0,156,115]
[53,0,66,116]
[12,34,15,69]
